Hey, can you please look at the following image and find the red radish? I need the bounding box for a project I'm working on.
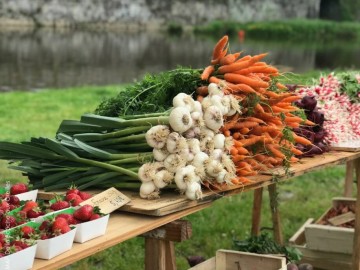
[10,183,28,195]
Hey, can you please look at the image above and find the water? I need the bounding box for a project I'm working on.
[1,28,360,91]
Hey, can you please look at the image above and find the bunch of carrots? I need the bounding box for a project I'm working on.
[198,36,314,188]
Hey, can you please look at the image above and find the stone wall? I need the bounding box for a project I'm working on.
[0,0,320,28]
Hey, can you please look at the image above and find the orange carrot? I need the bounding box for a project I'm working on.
[232,155,246,163]
[235,55,251,63]
[219,53,237,66]
[235,66,278,75]
[239,127,250,135]
[281,95,302,103]
[200,65,215,81]
[237,136,263,147]
[267,144,285,159]
[196,86,209,96]
[217,60,253,74]
[236,147,249,155]
[224,130,231,137]
[293,134,312,145]
[232,132,241,140]
[232,121,259,130]
[276,82,287,90]
[209,76,222,84]
[249,53,268,63]
[230,146,238,156]
[225,83,257,94]
[224,73,269,88]
[211,35,228,62]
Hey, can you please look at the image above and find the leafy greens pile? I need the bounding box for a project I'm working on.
[233,232,302,263]
[95,68,202,116]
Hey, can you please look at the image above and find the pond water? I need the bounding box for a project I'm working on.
[1,28,360,91]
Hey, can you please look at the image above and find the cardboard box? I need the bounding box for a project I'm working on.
[35,227,77,260]
[304,197,355,254]
[188,249,286,270]
[290,218,352,270]
[0,244,37,270]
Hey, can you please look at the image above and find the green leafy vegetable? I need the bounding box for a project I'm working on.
[233,232,302,263]
[94,67,202,116]
[338,73,360,103]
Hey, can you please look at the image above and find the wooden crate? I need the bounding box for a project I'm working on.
[188,249,286,270]
[305,197,355,254]
[289,218,352,270]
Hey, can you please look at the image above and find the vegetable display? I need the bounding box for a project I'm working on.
[297,73,360,144]
[0,35,331,200]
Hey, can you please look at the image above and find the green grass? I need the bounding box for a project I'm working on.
[195,19,360,43]
[0,75,356,269]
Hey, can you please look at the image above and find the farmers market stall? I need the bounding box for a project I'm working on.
[29,150,360,270]
[1,35,360,270]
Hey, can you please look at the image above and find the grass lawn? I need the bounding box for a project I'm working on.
[0,72,356,269]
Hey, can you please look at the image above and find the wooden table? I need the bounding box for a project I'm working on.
[32,151,360,270]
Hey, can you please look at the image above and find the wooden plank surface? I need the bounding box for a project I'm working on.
[38,151,360,216]
[32,203,210,270]
[352,157,360,270]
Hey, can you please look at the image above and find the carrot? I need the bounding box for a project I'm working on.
[237,136,263,147]
[235,66,278,75]
[276,82,287,90]
[230,146,238,156]
[239,127,250,135]
[254,104,265,113]
[267,144,285,159]
[200,65,215,81]
[209,76,222,84]
[290,147,303,156]
[219,53,238,66]
[217,60,253,74]
[232,155,246,163]
[196,86,209,96]
[224,73,269,88]
[235,55,251,62]
[246,117,266,124]
[293,134,312,145]
[263,90,280,98]
[211,35,228,62]
[249,53,268,63]
[233,121,259,129]
[290,156,299,163]
[281,95,302,103]
[253,62,267,67]
[225,83,257,94]
[232,132,241,140]
[224,130,231,137]
[236,147,249,155]
[196,95,204,102]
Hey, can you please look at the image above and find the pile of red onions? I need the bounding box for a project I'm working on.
[297,73,360,145]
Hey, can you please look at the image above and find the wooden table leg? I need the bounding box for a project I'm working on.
[143,220,192,270]
[344,160,355,197]
[268,184,284,245]
[352,158,360,270]
[251,187,263,236]
[145,238,176,270]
